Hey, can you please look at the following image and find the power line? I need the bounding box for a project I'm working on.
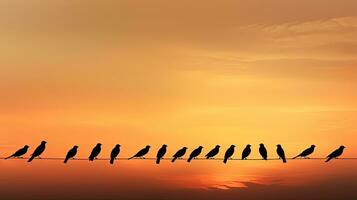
[1,157,357,161]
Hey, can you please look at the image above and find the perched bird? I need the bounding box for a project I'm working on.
[156,144,167,164]
[89,143,102,161]
[129,145,151,159]
[224,145,235,164]
[205,145,220,159]
[293,145,316,159]
[5,145,29,159]
[242,144,251,160]
[172,147,187,162]
[326,146,345,162]
[28,141,47,162]
[64,145,78,163]
[187,146,203,162]
[259,144,268,160]
[276,144,287,163]
[110,144,121,165]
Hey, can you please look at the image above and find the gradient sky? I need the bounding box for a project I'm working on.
[1,1,357,199]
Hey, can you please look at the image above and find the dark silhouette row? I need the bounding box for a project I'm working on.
[3,141,346,164]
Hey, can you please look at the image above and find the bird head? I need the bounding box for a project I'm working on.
[183,147,188,150]
[116,144,121,147]
[277,144,282,148]
[311,145,316,148]
[259,143,264,146]
[24,145,29,149]
[216,145,220,148]
[231,145,236,148]
[146,145,151,149]
[340,145,346,149]
[41,141,47,144]
[247,144,251,147]
[74,145,79,149]
[199,146,203,149]
[97,143,102,146]
[163,144,167,147]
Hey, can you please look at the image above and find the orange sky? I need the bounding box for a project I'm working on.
[0,1,357,199]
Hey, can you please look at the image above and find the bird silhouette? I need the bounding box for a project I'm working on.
[129,145,151,159]
[276,144,287,163]
[187,146,203,162]
[205,145,220,159]
[242,144,251,160]
[293,145,316,159]
[172,147,187,162]
[28,141,46,162]
[5,145,29,159]
[259,144,268,160]
[64,145,78,163]
[156,144,167,164]
[110,144,121,164]
[89,143,102,161]
[326,146,345,162]
[224,145,235,164]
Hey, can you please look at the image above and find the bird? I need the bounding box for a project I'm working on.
[156,144,167,164]
[259,144,268,160]
[205,145,220,159]
[128,145,151,159]
[276,144,287,163]
[89,143,102,161]
[110,144,121,164]
[242,144,251,160]
[187,146,203,162]
[326,146,345,162]
[5,145,29,159]
[293,145,316,159]
[64,145,78,163]
[223,145,235,164]
[28,141,47,162]
[172,147,187,162]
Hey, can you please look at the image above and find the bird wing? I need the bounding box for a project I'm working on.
[174,149,184,157]
[33,145,44,156]
[327,149,339,158]
[135,149,146,157]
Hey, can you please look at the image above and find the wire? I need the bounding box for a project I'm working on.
[1,157,356,161]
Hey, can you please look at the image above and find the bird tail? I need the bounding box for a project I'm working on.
[28,155,34,162]
[110,158,115,164]
[187,157,193,162]
[223,158,228,164]
[326,157,333,162]
[89,157,94,161]
[172,157,177,162]
[4,155,13,160]
[156,157,161,164]
[64,158,69,163]
[282,157,287,163]
[128,156,134,160]
[292,155,299,159]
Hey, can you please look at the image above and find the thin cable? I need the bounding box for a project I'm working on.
[1,157,357,161]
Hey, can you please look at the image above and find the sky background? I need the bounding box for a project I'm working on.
[1,0,357,199]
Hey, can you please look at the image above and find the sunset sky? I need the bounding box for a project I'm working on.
[1,1,357,199]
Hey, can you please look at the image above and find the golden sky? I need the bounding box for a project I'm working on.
[0,1,357,199]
